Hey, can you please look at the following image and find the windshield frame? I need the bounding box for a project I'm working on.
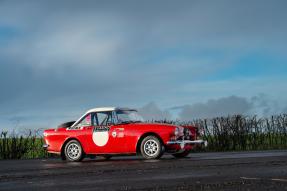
[115,109,144,124]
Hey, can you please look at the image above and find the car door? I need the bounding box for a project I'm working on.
[68,113,94,153]
[85,111,127,154]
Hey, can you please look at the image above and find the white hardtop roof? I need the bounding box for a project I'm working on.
[85,107,136,114]
[71,107,136,127]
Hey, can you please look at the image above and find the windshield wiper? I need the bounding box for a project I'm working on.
[132,120,142,123]
[118,120,142,124]
[118,121,133,124]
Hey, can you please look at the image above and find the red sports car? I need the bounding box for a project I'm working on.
[43,107,207,162]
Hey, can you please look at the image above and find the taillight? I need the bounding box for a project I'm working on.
[170,127,180,141]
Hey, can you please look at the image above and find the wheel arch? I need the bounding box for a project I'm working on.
[61,137,85,159]
[136,132,164,154]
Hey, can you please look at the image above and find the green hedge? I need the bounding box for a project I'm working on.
[190,114,287,151]
[0,131,51,159]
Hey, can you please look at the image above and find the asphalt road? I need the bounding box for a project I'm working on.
[1,150,287,191]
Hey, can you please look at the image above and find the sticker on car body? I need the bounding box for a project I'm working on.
[115,128,125,138]
[112,131,117,138]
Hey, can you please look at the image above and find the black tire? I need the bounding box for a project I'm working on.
[140,136,163,159]
[64,140,85,162]
[61,152,66,161]
[172,150,191,158]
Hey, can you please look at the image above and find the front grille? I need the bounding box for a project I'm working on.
[176,128,193,141]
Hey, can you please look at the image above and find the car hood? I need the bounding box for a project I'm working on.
[116,122,178,129]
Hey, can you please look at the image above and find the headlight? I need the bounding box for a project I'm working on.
[187,129,192,136]
[174,127,179,136]
[174,126,184,136]
[43,132,47,137]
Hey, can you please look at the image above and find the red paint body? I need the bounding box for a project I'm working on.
[44,123,199,155]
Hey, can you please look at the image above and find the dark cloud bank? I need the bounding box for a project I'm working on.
[178,96,252,120]
[139,95,284,121]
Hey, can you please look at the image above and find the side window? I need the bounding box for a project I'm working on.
[93,113,98,126]
[93,112,114,126]
[97,112,108,125]
[75,113,92,128]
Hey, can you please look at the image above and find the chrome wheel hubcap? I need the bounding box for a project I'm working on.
[144,140,159,157]
[67,143,81,159]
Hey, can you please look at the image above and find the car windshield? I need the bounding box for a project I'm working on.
[116,110,144,124]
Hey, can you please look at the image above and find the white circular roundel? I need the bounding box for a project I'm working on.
[92,131,109,147]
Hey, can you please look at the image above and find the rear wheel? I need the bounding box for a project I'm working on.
[172,150,191,158]
[140,136,163,159]
[64,140,84,162]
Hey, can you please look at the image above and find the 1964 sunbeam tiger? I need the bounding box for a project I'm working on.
[43,107,207,162]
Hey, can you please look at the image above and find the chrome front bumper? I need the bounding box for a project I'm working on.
[167,140,208,149]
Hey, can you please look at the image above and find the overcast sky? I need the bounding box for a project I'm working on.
[0,0,287,131]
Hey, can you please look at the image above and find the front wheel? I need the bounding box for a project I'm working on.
[64,140,84,162]
[140,136,163,159]
[172,150,191,158]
